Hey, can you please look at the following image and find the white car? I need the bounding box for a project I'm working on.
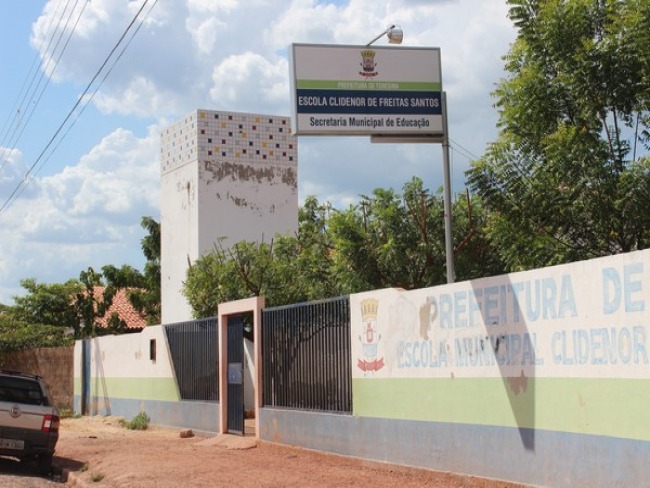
[0,370,60,475]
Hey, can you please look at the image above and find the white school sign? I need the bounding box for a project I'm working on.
[289,44,443,137]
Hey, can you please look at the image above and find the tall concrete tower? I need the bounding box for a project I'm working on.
[159,109,298,323]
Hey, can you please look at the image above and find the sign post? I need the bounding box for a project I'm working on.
[290,43,454,283]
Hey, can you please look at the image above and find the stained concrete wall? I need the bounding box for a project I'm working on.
[258,249,650,488]
[159,109,298,324]
[160,158,200,323]
[73,249,650,486]
[259,408,650,487]
[72,325,220,433]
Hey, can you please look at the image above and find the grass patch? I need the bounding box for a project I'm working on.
[58,408,81,419]
[118,412,150,430]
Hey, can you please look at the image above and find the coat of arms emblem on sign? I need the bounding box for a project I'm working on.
[359,49,378,78]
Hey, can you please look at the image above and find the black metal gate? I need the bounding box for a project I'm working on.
[164,317,219,401]
[227,315,244,435]
[262,296,351,413]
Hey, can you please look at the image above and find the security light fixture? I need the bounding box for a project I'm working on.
[366,25,403,46]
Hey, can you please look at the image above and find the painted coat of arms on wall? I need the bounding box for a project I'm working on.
[357,298,384,373]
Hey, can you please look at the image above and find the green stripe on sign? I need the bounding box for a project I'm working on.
[296,80,442,91]
[75,377,180,402]
[352,377,650,441]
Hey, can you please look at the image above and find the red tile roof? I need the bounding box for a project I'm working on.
[93,287,147,330]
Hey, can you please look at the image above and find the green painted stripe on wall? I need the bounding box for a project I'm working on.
[296,80,442,90]
[72,377,180,402]
[353,377,650,441]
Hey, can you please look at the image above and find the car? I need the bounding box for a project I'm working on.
[0,370,60,475]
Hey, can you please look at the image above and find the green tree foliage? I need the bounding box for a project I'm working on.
[10,279,82,330]
[467,0,650,270]
[0,315,72,353]
[330,178,504,290]
[102,216,161,325]
[329,179,446,290]
[6,267,129,344]
[130,216,161,324]
[450,190,508,281]
[1,217,161,349]
[184,197,340,315]
[185,178,505,314]
[0,278,91,351]
[74,267,126,338]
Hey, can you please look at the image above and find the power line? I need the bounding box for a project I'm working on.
[30,0,159,184]
[449,137,482,162]
[0,0,156,216]
[0,0,74,172]
[0,0,88,174]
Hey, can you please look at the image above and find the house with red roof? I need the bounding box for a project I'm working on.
[93,287,146,332]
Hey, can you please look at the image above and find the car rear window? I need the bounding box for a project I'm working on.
[0,376,48,406]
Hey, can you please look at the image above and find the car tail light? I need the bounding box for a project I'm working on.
[42,414,60,433]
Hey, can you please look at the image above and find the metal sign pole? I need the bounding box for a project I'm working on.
[441,92,455,283]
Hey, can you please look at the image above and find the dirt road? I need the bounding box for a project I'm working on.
[53,416,524,488]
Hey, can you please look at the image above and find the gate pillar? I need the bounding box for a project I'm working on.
[217,296,265,436]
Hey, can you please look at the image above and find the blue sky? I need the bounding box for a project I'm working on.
[0,0,516,305]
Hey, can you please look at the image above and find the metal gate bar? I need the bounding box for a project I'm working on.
[227,315,244,434]
[262,296,351,413]
[164,317,219,401]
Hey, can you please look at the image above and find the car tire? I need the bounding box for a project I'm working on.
[36,453,53,476]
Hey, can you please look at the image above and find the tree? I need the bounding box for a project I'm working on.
[130,216,161,324]
[0,315,72,353]
[10,279,82,330]
[184,198,340,315]
[4,268,123,345]
[329,178,505,290]
[467,0,650,270]
[329,178,447,291]
[102,216,161,325]
[280,196,339,300]
[2,217,160,346]
[184,179,505,314]
[74,267,128,338]
[452,190,508,280]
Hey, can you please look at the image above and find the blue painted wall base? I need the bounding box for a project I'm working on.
[73,396,220,434]
[259,408,650,488]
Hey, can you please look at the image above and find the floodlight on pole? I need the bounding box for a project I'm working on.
[365,25,454,283]
[366,25,403,46]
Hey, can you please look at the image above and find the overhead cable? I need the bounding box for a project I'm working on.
[0,0,155,216]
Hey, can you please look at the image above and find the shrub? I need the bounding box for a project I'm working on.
[58,408,81,419]
[120,412,150,430]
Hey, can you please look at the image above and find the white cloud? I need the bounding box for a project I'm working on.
[0,0,517,304]
[187,16,223,55]
[0,125,160,303]
[210,53,289,113]
[0,148,25,189]
[92,76,181,117]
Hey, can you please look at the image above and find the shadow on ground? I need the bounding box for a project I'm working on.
[53,455,88,482]
[0,454,85,483]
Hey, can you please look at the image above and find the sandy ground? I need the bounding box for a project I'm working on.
[53,416,525,488]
